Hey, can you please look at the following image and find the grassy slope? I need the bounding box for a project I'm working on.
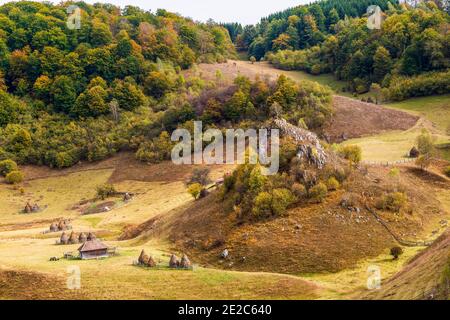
[192,60,449,162]
[0,161,321,300]
[267,64,450,162]
[386,95,450,132]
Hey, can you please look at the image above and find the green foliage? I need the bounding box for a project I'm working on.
[291,182,307,199]
[144,71,176,99]
[0,159,18,176]
[135,131,173,163]
[0,0,235,119]
[390,246,403,260]
[188,168,211,187]
[416,155,432,171]
[326,176,340,191]
[253,191,273,218]
[271,188,295,216]
[376,192,408,212]
[253,188,295,218]
[111,79,145,111]
[262,4,449,100]
[308,182,328,203]
[1,2,242,167]
[187,183,203,200]
[96,183,116,200]
[338,145,362,165]
[388,168,400,179]
[50,75,77,113]
[72,85,109,118]
[384,71,450,101]
[416,129,435,156]
[5,170,23,184]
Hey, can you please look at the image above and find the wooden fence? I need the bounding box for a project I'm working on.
[362,158,416,167]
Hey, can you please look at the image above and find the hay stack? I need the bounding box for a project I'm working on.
[147,255,156,267]
[409,147,419,158]
[60,232,69,245]
[180,254,191,268]
[169,254,179,268]
[68,231,78,244]
[24,202,32,214]
[78,232,87,243]
[49,222,58,232]
[58,220,67,231]
[87,232,96,241]
[138,249,149,265]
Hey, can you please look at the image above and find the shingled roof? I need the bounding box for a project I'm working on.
[78,239,108,252]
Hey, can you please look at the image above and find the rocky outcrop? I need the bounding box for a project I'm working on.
[274,118,327,169]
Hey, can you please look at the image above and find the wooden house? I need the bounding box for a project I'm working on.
[78,239,109,260]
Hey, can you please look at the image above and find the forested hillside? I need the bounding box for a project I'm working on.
[266,2,450,99]
[224,0,449,100]
[0,1,335,170]
[223,0,397,58]
[0,1,236,168]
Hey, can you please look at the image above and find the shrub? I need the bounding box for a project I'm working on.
[0,159,18,176]
[338,145,362,165]
[416,130,434,156]
[311,64,321,75]
[326,177,340,191]
[309,182,328,203]
[388,168,400,179]
[5,170,23,184]
[444,166,450,178]
[416,155,432,171]
[96,183,116,200]
[187,183,203,200]
[291,183,307,199]
[253,191,273,218]
[385,70,450,101]
[390,246,403,260]
[271,188,295,216]
[253,188,295,218]
[377,192,408,212]
[188,168,211,186]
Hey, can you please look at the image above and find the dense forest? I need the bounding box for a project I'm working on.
[0,1,334,171]
[0,1,236,168]
[223,0,398,57]
[224,0,449,100]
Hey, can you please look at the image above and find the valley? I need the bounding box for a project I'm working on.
[0,0,449,301]
[1,58,449,300]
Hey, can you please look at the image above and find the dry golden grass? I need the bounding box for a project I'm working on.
[0,157,322,300]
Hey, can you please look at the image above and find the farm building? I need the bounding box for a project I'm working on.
[78,239,109,260]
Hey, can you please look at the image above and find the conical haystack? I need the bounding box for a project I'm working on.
[68,231,78,244]
[78,232,87,243]
[169,254,179,268]
[180,254,191,268]
[60,232,69,245]
[49,222,58,232]
[147,255,156,267]
[138,249,149,265]
[87,232,96,241]
[24,202,32,214]
[58,220,67,231]
[409,146,419,158]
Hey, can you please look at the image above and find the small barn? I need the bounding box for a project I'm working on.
[78,239,109,260]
